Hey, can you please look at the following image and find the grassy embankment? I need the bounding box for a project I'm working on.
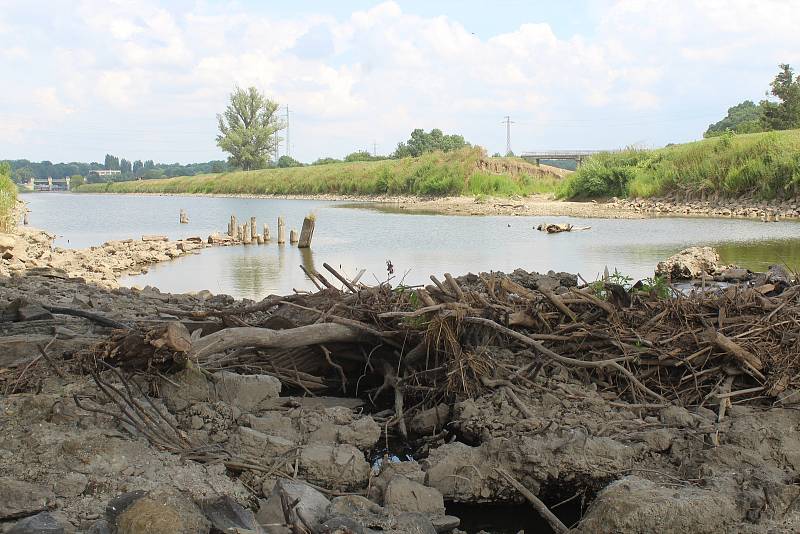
[558,129,800,200]
[77,148,562,198]
[0,163,17,232]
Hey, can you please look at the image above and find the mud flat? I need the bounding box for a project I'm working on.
[2,225,800,532]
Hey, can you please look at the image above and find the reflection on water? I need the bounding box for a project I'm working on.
[22,193,800,300]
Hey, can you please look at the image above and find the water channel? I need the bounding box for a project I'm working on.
[23,192,800,300]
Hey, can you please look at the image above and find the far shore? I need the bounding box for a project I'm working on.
[65,190,800,221]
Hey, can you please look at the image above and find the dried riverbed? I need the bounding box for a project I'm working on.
[2,220,800,533]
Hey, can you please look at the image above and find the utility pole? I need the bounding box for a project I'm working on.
[273,130,280,164]
[502,116,514,155]
[285,105,290,158]
[372,141,377,156]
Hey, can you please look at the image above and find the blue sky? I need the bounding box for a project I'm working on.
[1,0,798,164]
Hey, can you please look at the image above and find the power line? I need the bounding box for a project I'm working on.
[285,105,291,158]
[502,116,514,155]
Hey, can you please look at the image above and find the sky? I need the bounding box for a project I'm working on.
[1,0,799,165]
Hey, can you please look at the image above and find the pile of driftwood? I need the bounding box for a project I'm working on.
[90,263,800,438]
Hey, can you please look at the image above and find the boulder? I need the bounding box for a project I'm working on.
[213,371,281,413]
[256,480,330,532]
[409,404,451,435]
[200,495,264,534]
[575,476,738,533]
[0,233,16,251]
[383,476,445,516]
[6,512,65,534]
[0,477,56,519]
[158,365,215,412]
[655,247,721,280]
[299,444,371,491]
[230,427,295,458]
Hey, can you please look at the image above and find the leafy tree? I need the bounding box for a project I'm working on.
[217,86,285,171]
[491,152,502,157]
[393,128,469,158]
[312,157,341,165]
[211,161,227,173]
[761,64,800,131]
[132,160,143,175]
[277,155,303,168]
[144,160,154,169]
[104,154,120,170]
[69,175,84,188]
[704,101,764,137]
[14,166,34,184]
[344,150,384,162]
[120,158,132,174]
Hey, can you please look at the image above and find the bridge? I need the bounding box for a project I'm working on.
[520,150,608,166]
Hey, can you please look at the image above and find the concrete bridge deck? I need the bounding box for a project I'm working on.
[521,150,613,166]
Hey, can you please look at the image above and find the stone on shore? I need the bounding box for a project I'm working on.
[0,477,56,519]
[655,246,721,280]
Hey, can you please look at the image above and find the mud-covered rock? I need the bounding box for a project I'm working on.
[200,495,264,534]
[213,371,281,412]
[299,444,371,491]
[409,404,451,436]
[383,476,445,516]
[576,476,739,533]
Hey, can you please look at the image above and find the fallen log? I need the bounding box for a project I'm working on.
[189,323,366,361]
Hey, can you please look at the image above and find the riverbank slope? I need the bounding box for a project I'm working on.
[78,148,565,198]
[558,128,800,200]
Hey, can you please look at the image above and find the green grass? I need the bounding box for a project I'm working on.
[0,162,17,232]
[558,129,800,200]
[77,148,561,198]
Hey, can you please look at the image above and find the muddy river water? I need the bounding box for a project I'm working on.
[23,192,800,300]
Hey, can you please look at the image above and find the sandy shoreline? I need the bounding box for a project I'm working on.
[73,191,800,220]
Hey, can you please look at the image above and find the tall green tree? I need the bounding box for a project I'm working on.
[216,86,285,171]
[393,128,469,158]
[704,100,764,137]
[120,158,132,174]
[761,64,800,131]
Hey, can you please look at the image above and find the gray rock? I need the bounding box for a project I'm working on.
[394,513,437,534]
[86,520,111,534]
[213,371,281,413]
[320,515,371,534]
[159,365,215,412]
[231,427,295,458]
[642,429,673,452]
[383,476,445,516]
[6,512,65,534]
[200,495,264,534]
[0,477,56,519]
[656,247,721,280]
[660,406,696,428]
[409,404,451,436]
[299,444,371,491]
[256,480,330,532]
[430,515,460,533]
[52,472,88,498]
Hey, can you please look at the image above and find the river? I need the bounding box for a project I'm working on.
[22,192,800,300]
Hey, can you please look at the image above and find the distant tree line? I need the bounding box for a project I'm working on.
[5,156,228,184]
[705,64,800,137]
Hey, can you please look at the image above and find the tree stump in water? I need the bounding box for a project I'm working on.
[290,229,299,244]
[179,209,189,224]
[298,216,315,248]
[277,217,286,244]
[263,224,270,242]
[243,224,252,244]
[229,215,237,237]
[250,217,257,239]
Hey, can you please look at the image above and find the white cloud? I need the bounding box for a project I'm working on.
[1,0,799,161]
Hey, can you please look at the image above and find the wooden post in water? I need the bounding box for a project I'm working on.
[244,223,253,244]
[257,235,264,245]
[277,217,286,244]
[236,224,243,241]
[263,224,271,242]
[250,217,257,240]
[229,215,237,237]
[298,216,315,248]
[179,209,189,224]
[290,229,299,244]
[23,212,29,225]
